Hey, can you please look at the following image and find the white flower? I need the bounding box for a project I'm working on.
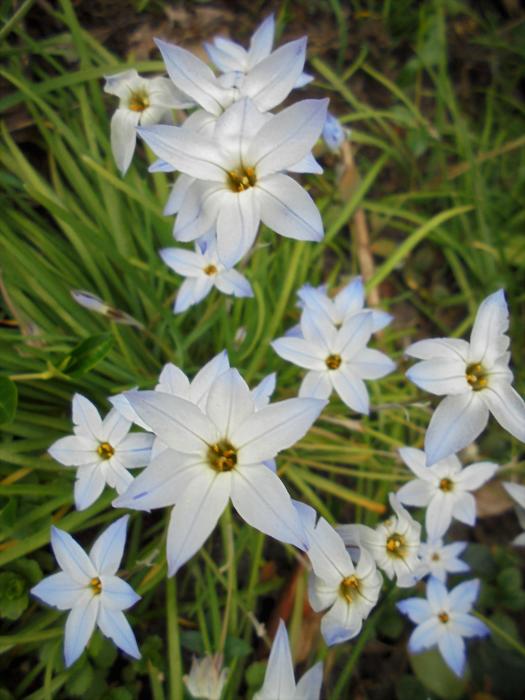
[254,619,323,700]
[405,289,525,466]
[396,447,499,539]
[418,539,469,583]
[272,309,395,414]
[296,502,382,646]
[337,494,422,587]
[204,15,313,90]
[104,69,192,175]
[183,654,228,700]
[71,290,142,327]
[155,31,308,116]
[31,517,140,667]
[138,96,328,266]
[503,482,525,545]
[48,394,154,510]
[161,235,253,313]
[397,578,489,677]
[113,367,326,575]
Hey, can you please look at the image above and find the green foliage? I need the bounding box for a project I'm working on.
[409,649,466,699]
[0,377,17,424]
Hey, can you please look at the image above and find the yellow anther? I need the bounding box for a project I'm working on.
[128,91,150,112]
[208,441,238,472]
[227,167,257,192]
[97,442,114,460]
[438,611,449,623]
[386,533,406,557]
[340,575,360,603]
[203,264,218,276]
[439,477,453,492]
[325,354,342,370]
[465,362,488,391]
[90,577,102,595]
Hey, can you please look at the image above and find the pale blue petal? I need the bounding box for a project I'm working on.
[89,516,129,575]
[97,606,141,659]
[100,575,141,611]
[31,572,86,610]
[258,620,296,698]
[397,597,432,624]
[408,618,439,653]
[64,596,99,667]
[51,527,96,583]
[449,579,480,614]
[295,661,323,700]
[437,630,466,676]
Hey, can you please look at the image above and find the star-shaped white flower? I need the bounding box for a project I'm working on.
[296,503,382,646]
[405,289,525,466]
[418,539,469,583]
[161,235,253,313]
[337,494,422,587]
[254,619,323,700]
[103,69,192,175]
[138,96,328,266]
[272,309,395,414]
[397,577,489,677]
[114,367,325,575]
[31,516,140,667]
[48,394,154,510]
[396,447,499,539]
[183,654,228,700]
[503,481,525,546]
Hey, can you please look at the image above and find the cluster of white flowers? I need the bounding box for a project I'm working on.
[27,14,525,697]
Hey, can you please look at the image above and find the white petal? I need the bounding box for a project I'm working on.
[396,480,433,507]
[437,630,466,676]
[190,351,231,407]
[288,152,323,175]
[110,109,139,175]
[89,516,129,575]
[100,575,141,611]
[300,309,337,352]
[299,371,333,400]
[216,189,260,267]
[296,661,323,700]
[157,363,191,396]
[251,373,276,409]
[242,38,308,112]
[234,397,326,463]
[48,435,98,467]
[138,124,226,181]
[455,461,499,490]
[248,98,328,176]
[167,470,231,575]
[406,359,468,396]
[469,289,509,366]
[72,394,102,439]
[164,174,195,215]
[205,41,245,73]
[214,98,268,165]
[150,158,174,173]
[174,182,223,243]
[51,527,96,583]
[333,312,373,359]
[331,366,370,415]
[74,466,107,511]
[451,613,488,639]
[258,619,296,699]
[398,447,433,480]
[351,348,396,380]
[102,409,132,446]
[31,572,86,610]
[405,338,470,361]
[307,517,353,583]
[449,579,480,613]
[149,76,194,109]
[334,278,364,317]
[64,597,99,667]
[109,394,149,431]
[175,276,214,313]
[297,284,337,323]
[97,606,141,659]
[450,492,476,526]
[397,597,432,625]
[257,174,323,242]
[407,618,439,654]
[122,391,216,453]
[503,481,525,509]
[155,39,229,116]
[271,336,326,370]
[104,69,139,97]
[426,574,449,612]
[321,596,363,645]
[480,381,525,442]
[425,493,454,539]
[206,368,255,437]
[214,268,253,298]
[248,14,275,67]
[116,433,154,469]
[230,465,307,549]
[424,393,489,467]
[160,247,204,277]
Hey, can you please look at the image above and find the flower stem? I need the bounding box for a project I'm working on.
[166,576,183,700]
[218,504,236,653]
[474,611,525,657]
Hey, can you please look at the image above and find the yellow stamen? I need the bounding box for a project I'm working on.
[227,166,257,192]
[340,574,360,603]
[203,264,218,276]
[386,533,406,558]
[128,91,150,112]
[438,611,449,623]
[325,354,342,370]
[465,362,488,391]
[439,477,453,492]
[208,441,237,473]
[97,442,114,460]
[90,577,102,595]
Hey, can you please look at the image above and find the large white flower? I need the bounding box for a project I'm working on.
[114,368,325,575]
[272,309,395,414]
[104,69,192,175]
[48,394,154,510]
[254,619,323,700]
[337,494,422,587]
[405,290,525,466]
[397,578,489,677]
[161,235,253,313]
[297,503,382,646]
[418,539,469,583]
[138,96,328,266]
[396,447,498,539]
[31,517,140,667]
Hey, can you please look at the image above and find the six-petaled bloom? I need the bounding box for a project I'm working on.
[183,654,229,700]
[418,538,469,583]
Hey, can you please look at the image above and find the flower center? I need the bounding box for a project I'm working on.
[97,442,115,460]
[439,477,454,492]
[339,575,360,603]
[208,440,238,473]
[431,553,440,561]
[203,264,218,276]
[90,577,102,595]
[386,533,406,558]
[325,354,342,370]
[438,611,449,624]
[227,166,256,192]
[465,362,488,391]
[128,90,150,112]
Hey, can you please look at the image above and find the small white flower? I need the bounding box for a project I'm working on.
[114,367,326,575]
[71,290,142,327]
[31,517,140,667]
[296,502,382,646]
[503,481,525,546]
[254,619,323,700]
[337,494,422,587]
[397,577,489,677]
[104,69,192,175]
[183,654,228,700]
[161,236,253,314]
[418,539,469,583]
[138,96,328,266]
[48,394,154,510]
[396,447,499,539]
[405,290,525,466]
[272,309,395,414]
